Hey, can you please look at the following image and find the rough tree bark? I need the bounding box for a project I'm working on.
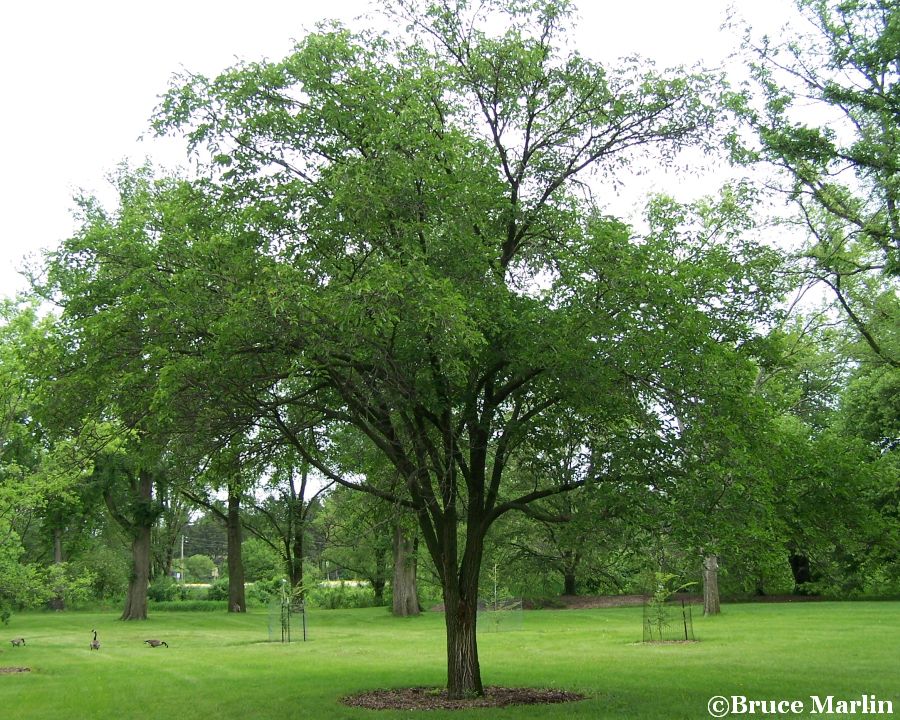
[444,588,482,698]
[703,554,720,616]
[106,468,155,621]
[121,524,152,621]
[226,484,246,612]
[392,525,420,617]
[442,533,484,698]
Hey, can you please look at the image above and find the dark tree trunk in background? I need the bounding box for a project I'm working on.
[161,542,175,578]
[392,525,420,617]
[373,543,388,606]
[285,463,310,596]
[53,527,63,564]
[373,577,386,605]
[703,554,720,616]
[561,549,579,595]
[289,522,304,592]
[789,554,817,593]
[226,485,246,612]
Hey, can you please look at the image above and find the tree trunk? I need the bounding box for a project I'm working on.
[162,541,175,579]
[121,523,151,620]
[373,578,386,605]
[392,525,419,616]
[561,549,579,595]
[226,486,246,613]
[53,527,63,565]
[442,553,483,699]
[373,543,387,605]
[120,470,154,621]
[702,554,720,616]
[789,553,816,594]
[290,523,304,592]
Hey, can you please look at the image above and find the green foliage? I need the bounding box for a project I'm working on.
[206,578,230,601]
[149,600,229,612]
[43,563,96,608]
[842,364,900,450]
[185,553,217,581]
[147,576,179,602]
[0,301,85,619]
[316,484,393,598]
[0,528,98,615]
[742,0,900,369]
[246,577,283,606]
[308,582,380,610]
[0,522,44,617]
[241,538,284,583]
[67,541,130,600]
[643,572,698,642]
[648,572,698,604]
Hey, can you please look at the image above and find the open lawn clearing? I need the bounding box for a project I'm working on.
[0,602,897,719]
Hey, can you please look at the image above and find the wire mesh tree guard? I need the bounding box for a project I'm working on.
[268,579,307,643]
[479,596,524,632]
[478,563,523,632]
[642,597,695,642]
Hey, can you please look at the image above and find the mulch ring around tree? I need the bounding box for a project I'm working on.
[342,686,586,711]
[0,667,31,674]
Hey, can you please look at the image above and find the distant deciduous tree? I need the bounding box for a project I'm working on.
[742,0,900,368]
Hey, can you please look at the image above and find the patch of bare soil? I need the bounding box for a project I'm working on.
[556,594,647,609]
[741,594,824,603]
[342,686,586,711]
[0,667,31,674]
[430,593,821,613]
[641,640,700,645]
[538,593,701,609]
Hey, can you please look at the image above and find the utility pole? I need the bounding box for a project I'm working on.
[180,535,185,584]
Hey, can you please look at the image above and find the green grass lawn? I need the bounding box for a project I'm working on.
[1,602,897,719]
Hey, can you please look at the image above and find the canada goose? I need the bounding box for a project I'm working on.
[10,638,25,647]
[90,630,100,651]
[144,639,168,648]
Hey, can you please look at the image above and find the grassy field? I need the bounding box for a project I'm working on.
[0,602,897,719]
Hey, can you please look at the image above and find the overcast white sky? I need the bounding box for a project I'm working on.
[0,0,799,300]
